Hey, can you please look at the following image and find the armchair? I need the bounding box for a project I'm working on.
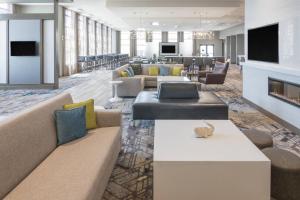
[198,62,229,85]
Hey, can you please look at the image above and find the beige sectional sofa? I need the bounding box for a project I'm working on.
[0,93,121,200]
[112,64,184,97]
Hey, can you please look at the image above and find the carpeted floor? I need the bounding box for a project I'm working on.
[102,65,300,200]
[1,65,299,200]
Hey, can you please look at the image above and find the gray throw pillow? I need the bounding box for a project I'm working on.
[130,64,142,75]
[54,106,86,145]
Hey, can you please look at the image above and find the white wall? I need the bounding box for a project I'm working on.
[244,0,300,129]
[219,24,244,39]
[43,20,55,84]
[14,5,53,14]
[195,39,223,57]
[0,21,8,84]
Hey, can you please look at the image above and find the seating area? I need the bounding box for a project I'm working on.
[1,0,300,200]
[78,54,129,72]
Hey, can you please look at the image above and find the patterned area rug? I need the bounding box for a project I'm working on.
[103,65,300,200]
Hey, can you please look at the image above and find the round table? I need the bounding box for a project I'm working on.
[110,80,123,102]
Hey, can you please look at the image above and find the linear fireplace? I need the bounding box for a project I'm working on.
[268,78,300,107]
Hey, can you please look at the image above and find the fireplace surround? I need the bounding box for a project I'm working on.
[268,77,300,108]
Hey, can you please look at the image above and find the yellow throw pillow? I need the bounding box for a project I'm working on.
[148,66,159,76]
[172,66,182,76]
[120,71,129,77]
[63,99,97,130]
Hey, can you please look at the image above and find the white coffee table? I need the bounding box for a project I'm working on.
[154,120,270,200]
[157,76,190,89]
[109,80,123,102]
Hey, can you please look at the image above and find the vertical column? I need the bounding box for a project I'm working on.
[0,20,8,84]
[162,31,168,42]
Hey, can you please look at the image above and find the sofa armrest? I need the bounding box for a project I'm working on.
[95,109,122,128]
[116,77,144,97]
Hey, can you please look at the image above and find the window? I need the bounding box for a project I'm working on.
[102,25,107,54]
[200,44,214,57]
[136,31,146,57]
[0,3,12,14]
[168,31,177,42]
[107,27,112,54]
[88,19,95,56]
[78,15,87,56]
[96,23,102,55]
[121,31,130,55]
[64,10,76,75]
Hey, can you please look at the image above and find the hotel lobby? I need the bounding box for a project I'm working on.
[0,0,300,200]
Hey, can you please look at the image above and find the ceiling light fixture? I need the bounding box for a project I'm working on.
[152,22,160,26]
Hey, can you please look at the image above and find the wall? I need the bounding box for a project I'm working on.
[244,0,300,130]
[0,21,8,84]
[195,39,223,57]
[9,20,41,84]
[219,24,244,39]
[14,5,53,14]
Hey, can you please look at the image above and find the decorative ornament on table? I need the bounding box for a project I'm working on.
[194,121,215,138]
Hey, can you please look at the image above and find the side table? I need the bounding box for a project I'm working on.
[110,80,123,102]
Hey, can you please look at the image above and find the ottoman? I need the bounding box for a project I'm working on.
[262,148,300,200]
[243,129,273,149]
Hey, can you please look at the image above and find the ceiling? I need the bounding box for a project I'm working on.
[65,0,245,31]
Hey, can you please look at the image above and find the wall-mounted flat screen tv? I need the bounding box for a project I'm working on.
[248,24,279,63]
[11,41,36,56]
[160,42,178,56]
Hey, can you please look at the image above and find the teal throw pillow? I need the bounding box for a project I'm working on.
[127,67,135,76]
[160,66,170,76]
[54,106,86,145]
[125,69,134,77]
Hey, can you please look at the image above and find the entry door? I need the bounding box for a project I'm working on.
[200,45,214,57]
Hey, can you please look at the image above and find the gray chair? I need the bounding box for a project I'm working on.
[243,129,273,149]
[262,148,300,200]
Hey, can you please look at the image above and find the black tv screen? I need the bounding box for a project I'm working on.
[162,45,176,54]
[248,24,279,63]
[11,41,36,56]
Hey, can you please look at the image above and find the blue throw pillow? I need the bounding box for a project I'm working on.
[127,67,135,76]
[160,66,170,76]
[125,69,134,77]
[54,106,86,145]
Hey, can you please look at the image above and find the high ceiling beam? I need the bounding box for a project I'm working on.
[107,1,242,7]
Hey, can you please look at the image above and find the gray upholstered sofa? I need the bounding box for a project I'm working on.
[0,93,121,200]
[112,64,184,97]
[132,83,228,120]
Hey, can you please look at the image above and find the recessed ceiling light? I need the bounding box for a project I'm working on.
[152,22,159,26]
[137,28,146,31]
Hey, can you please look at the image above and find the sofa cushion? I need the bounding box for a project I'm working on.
[160,66,170,76]
[144,76,157,81]
[55,106,86,145]
[4,127,121,200]
[64,99,97,130]
[158,83,199,99]
[130,64,142,75]
[171,66,182,76]
[0,93,73,199]
[127,67,135,76]
[149,66,159,76]
[120,70,129,77]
